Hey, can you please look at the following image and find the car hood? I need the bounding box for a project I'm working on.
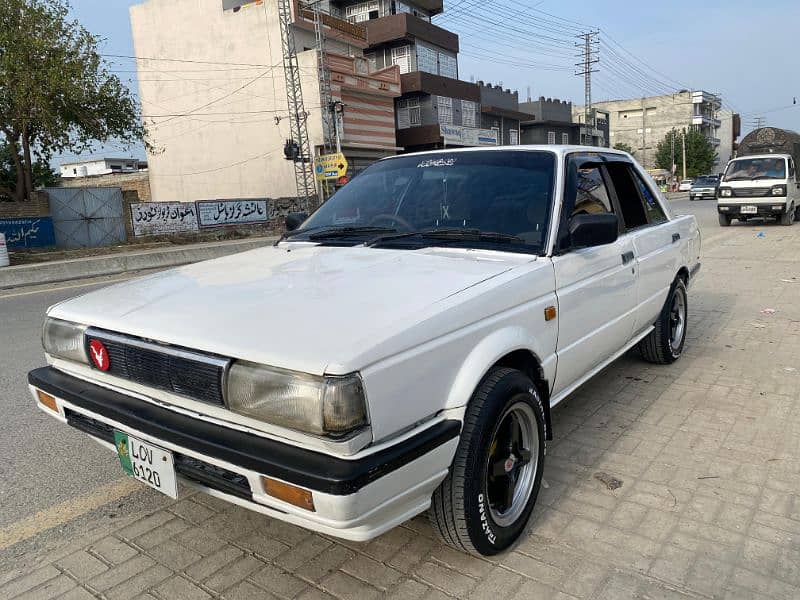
[50,244,531,375]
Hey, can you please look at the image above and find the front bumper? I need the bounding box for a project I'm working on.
[28,367,460,541]
[690,191,716,200]
[717,202,788,218]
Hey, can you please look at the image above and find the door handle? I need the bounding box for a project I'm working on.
[672,233,681,243]
[621,251,635,265]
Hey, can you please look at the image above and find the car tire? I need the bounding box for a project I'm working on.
[429,368,545,557]
[781,207,794,226]
[795,206,800,222]
[718,214,732,227]
[638,277,688,365]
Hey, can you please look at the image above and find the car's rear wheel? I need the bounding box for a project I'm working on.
[719,213,732,227]
[639,277,688,365]
[429,368,545,556]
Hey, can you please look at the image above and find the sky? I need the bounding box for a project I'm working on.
[58,0,800,164]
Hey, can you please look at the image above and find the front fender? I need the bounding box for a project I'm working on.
[444,326,556,417]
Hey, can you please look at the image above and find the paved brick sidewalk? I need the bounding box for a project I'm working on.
[3,223,800,599]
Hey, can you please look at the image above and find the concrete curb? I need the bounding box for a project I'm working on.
[0,236,277,289]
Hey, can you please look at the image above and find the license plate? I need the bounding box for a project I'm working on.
[741,206,758,214]
[114,431,178,498]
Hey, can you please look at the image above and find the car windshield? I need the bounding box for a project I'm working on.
[693,177,716,186]
[295,150,556,254]
[724,158,786,181]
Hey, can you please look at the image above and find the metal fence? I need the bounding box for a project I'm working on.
[45,187,127,249]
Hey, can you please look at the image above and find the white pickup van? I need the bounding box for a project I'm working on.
[29,146,700,556]
[717,154,800,226]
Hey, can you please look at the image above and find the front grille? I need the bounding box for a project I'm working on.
[733,187,770,198]
[86,328,228,406]
[65,409,253,501]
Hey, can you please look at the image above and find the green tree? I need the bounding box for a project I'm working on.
[655,128,717,179]
[613,142,635,156]
[0,0,143,201]
[0,143,57,200]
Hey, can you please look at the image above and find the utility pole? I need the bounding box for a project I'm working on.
[277,0,316,211]
[641,97,647,170]
[575,31,599,146]
[682,128,687,181]
[671,130,676,182]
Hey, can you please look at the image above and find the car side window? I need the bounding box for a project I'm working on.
[789,159,796,179]
[604,163,649,230]
[633,171,668,224]
[573,166,614,217]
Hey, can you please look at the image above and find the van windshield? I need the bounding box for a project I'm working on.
[724,158,786,181]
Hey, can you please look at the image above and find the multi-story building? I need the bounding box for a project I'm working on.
[581,91,736,170]
[519,97,580,146]
[131,0,402,204]
[357,5,522,152]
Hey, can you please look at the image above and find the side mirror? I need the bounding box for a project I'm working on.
[285,212,308,232]
[568,213,619,248]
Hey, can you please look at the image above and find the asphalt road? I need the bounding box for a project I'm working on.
[0,273,169,559]
[0,196,768,562]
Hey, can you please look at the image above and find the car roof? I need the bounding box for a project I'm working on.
[380,144,634,161]
[731,153,791,160]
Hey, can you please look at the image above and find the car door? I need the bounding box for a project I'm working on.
[604,161,679,335]
[551,156,638,397]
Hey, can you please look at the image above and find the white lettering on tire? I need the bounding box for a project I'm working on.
[477,493,497,545]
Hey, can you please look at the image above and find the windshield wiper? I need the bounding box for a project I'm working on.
[751,175,784,180]
[307,226,397,241]
[366,228,523,247]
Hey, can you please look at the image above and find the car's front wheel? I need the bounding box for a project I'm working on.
[719,213,732,227]
[429,368,545,556]
[780,207,794,226]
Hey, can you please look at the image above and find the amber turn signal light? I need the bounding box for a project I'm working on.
[36,390,58,413]
[544,306,557,321]
[262,477,315,512]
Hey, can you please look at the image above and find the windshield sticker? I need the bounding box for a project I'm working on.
[418,158,456,168]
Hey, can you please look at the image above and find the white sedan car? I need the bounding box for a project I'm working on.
[30,146,700,556]
[679,178,694,191]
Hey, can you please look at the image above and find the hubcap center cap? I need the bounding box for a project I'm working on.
[504,455,516,473]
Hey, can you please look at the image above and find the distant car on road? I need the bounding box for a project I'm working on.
[690,176,719,201]
[679,179,694,192]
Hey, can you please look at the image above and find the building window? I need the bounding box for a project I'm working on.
[437,96,453,125]
[408,98,421,126]
[346,1,380,23]
[461,100,477,127]
[416,43,438,75]
[561,133,569,145]
[509,129,519,145]
[547,131,556,145]
[438,53,457,79]
[391,45,411,74]
[492,126,501,145]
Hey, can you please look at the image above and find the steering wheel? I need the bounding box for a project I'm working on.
[368,214,414,231]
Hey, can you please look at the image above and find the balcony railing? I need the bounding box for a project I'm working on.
[298,2,367,42]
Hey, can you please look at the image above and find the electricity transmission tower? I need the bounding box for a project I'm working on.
[311,1,336,155]
[749,117,767,130]
[575,31,600,146]
[277,0,316,211]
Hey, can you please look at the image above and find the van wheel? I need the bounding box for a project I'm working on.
[429,368,545,556]
[639,278,688,365]
[795,206,800,221]
[781,208,794,226]
[718,214,731,227]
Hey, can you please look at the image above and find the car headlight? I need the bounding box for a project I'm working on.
[719,188,732,197]
[42,318,88,364]
[771,185,787,196]
[226,362,368,436]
